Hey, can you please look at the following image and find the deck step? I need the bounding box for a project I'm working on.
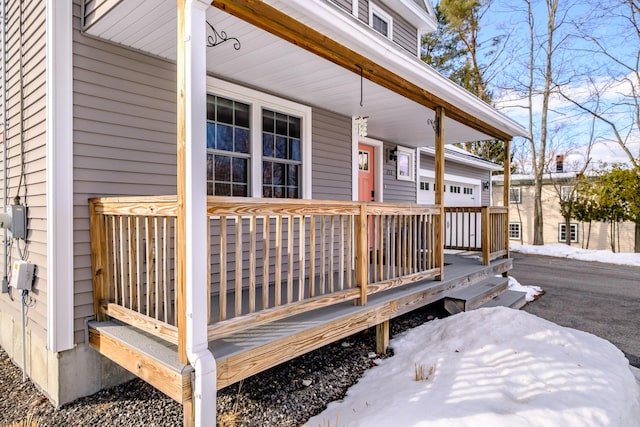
[444,276,509,314]
[88,320,192,404]
[480,290,527,310]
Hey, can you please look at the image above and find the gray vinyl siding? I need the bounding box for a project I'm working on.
[0,0,48,340]
[383,142,416,203]
[328,0,353,13]
[312,108,352,200]
[359,1,419,56]
[358,1,369,22]
[73,3,178,343]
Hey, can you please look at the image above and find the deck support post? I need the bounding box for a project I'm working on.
[178,0,217,425]
[89,200,108,322]
[376,320,389,354]
[434,107,445,280]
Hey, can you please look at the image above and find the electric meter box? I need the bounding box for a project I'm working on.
[9,260,34,290]
[10,205,27,239]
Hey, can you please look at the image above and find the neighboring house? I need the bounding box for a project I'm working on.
[0,0,525,424]
[492,172,636,252]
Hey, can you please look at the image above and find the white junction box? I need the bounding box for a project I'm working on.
[9,260,35,290]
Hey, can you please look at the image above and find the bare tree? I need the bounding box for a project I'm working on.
[554,0,640,251]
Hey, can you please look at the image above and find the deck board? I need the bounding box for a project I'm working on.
[89,254,511,394]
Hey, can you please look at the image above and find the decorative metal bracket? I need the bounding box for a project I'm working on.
[427,117,440,137]
[206,21,241,50]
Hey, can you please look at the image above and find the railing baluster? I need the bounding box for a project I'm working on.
[154,217,161,321]
[145,217,153,317]
[275,216,282,306]
[329,215,335,292]
[339,215,345,291]
[235,216,243,316]
[309,215,316,297]
[219,216,227,321]
[287,215,294,303]
[299,215,306,301]
[346,215,352,289]
[249,215,257,313]
[320,216,326,295]
[163,217,170,323]
[262,217,270,310]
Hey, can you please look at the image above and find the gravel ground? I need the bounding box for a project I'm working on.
[1,304,446,427]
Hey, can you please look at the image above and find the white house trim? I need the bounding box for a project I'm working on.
[46,0,74,353]
[184,2,217,425]
[351,124,383,202]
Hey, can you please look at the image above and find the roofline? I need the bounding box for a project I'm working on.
[260,0,527,140]
[421,146,504,171]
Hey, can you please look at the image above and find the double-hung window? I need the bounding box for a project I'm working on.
[206,78,312,199]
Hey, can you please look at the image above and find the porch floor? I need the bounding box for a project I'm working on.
[88,253,511,402]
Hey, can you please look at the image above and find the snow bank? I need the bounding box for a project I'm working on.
[511,244,640,267]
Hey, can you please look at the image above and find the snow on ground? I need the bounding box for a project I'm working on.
[507,275,543,302]
[305,307,640,427]
[511,244,640,267]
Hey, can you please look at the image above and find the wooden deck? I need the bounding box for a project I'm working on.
[88,253,511,402]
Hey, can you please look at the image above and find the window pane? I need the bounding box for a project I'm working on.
[207,182,214,196]
[372,14,388,36]
[262,109,274,133]
[290,138,301,161]
[217,97,234,124]
[235,128,250,154]
[287,187,298,198]
[263,134,274,157]
[207,95,216,121]
[276,113,288,135]
[215,183,231,196]
[263,161,273,184]
[289,116,301,139]
[207,153,214,181]
[262,186,272,198]
[232,157,247,183]
[272,162,284,185]
[273,186,284,198]
[216,124,233,151]
[232,184,247,197]
[215,155,231,182]
[235,102,250,128]
[287,164,298,187]
[275,136,287,159]
[206,123,216,149]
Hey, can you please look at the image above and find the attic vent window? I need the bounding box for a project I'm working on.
[369,4,393,39]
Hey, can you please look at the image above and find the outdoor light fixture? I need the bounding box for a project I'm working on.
[356,115,369,138]
[482,181,490,190]
[389,148,398,162]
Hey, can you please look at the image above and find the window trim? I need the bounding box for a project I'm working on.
[206,77,312,199]
[396,146,415,182]
[560,185,573,201]
[369,2,394,39]
[509,222,521,240]
[558,223,579,243]
[509,187,521,204]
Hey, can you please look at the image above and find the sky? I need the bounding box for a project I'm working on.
[304,246,640,427]
[471,0,640,172]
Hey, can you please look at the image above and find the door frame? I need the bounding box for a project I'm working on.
[351,118,383,202]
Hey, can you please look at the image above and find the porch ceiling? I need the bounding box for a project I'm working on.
[83,0,518,146]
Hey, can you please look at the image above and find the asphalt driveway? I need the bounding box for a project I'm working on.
[511,252,640,367]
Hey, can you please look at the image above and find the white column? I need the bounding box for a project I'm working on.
[184,1,216,425]
[46,0,74,353]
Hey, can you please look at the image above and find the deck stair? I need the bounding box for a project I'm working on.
[444,276,517,314]
[480,289,527,310]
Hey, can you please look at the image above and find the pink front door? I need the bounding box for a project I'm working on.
[358,144,375,202]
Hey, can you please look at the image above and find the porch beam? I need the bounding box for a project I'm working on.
[434,107,445,279]
[210,0,513,142]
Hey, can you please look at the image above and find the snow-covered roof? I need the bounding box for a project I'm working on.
[422,145,504,172]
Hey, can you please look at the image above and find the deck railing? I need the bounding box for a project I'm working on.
[89,196,442,344]
[443,206,509,265]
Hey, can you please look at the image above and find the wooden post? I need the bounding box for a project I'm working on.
[503,139,511,261]
[89,199,108,321]
[376,320,389,354]
[176,0,188,365]
[434,107,445,280]
[481,206,490,265]
[355,204,368,306]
